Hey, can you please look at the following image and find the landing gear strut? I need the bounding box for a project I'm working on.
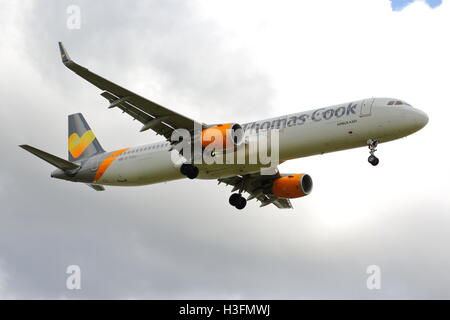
[367,139,379,166]
[180,163,199,179]
[229,193,247,210]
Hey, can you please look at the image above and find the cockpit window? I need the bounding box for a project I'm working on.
[387,100,411,106]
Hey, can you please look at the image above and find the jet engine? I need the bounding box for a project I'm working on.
[201,123,244,150]
[272,174,313,199]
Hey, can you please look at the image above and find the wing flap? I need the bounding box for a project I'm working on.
[100,91,175,139]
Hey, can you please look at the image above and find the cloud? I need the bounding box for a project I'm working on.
[21,0,274,124]
[0,0,276,299]
[0,263,14,299]
[0,0,450,299]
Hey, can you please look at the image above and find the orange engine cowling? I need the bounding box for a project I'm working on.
[272,174,313,199]
[201,123,244,149]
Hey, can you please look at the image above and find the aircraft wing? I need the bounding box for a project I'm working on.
[218,171,293,209]
[58,42,205,140]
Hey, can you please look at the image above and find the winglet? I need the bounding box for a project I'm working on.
[58,42,72,64]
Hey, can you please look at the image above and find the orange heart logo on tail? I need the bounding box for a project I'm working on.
[68,130,96,158]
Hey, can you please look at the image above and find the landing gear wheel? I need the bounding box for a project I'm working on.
[367,139,380,167]
[229,193,241,206]
[187,166,199,179]
[180,164,199,179]
[368,155,379,166]
[229,193,247,209]
[235,196,247,210]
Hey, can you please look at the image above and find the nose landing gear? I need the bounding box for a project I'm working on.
[229,193,247,210]
[367,139,379,166]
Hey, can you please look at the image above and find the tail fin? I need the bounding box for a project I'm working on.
[68,113,105,161]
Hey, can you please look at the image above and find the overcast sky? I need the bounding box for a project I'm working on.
[1,0,449,299]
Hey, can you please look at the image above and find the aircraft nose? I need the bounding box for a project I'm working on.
[414,108,429,130]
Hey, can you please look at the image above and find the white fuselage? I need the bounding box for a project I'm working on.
[76,97,428,186]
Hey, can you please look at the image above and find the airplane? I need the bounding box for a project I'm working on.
[19,42,429,210]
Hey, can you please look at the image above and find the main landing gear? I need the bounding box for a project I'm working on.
[180,163,199,179]
[229,193,247,210]
[367,139,380,166]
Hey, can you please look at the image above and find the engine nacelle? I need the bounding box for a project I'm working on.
[272,174,313,199]
[201,123,244,150]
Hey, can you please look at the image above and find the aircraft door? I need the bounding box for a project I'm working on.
[360,98,374,117]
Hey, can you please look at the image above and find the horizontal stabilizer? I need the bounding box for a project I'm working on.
[19,145,80,171]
